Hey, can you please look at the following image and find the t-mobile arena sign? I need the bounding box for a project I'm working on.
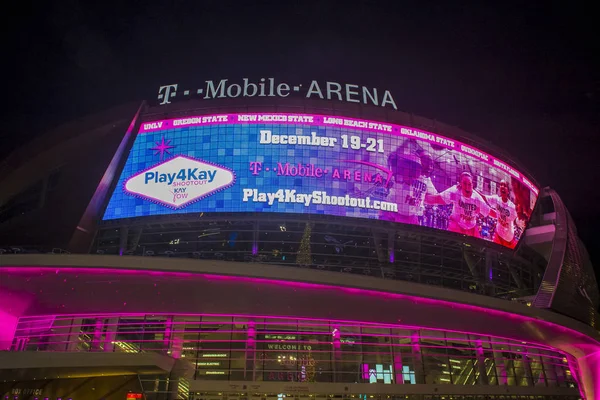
[157,78,398,110]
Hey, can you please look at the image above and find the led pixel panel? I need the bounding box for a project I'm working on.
[102,113,539,249]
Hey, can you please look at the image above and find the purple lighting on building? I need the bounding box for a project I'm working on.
[247,321,256,348]
[4,309,594,397]
[362,363,370,379]
[1,265,599,398]
[332,327,341,355]
[1,265,599,349]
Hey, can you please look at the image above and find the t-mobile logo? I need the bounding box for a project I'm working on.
[158,84,178,104]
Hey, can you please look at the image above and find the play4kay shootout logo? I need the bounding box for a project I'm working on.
[124,156,235,209]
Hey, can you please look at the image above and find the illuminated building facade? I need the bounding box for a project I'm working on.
[0,96,598,400]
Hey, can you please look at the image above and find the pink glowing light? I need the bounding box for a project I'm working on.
[1,265,598,349]
[362,363,370,379]
[2,265,599,398]
[566,354,586,400]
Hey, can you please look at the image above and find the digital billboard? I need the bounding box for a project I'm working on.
[103,113,539,249]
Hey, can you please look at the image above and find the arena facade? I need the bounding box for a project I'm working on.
[0,82,599,400]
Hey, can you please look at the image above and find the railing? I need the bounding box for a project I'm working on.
[0,246,537,300]
[10,313,580,390]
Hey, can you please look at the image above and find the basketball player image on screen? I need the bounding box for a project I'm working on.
[383,142,439,225]
[485,180,519,248]
[426,171,490,237]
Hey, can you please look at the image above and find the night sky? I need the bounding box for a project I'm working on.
[3,1,599,269]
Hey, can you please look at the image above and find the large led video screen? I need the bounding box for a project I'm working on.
[103,113,539,249]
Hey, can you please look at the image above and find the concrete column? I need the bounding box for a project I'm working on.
[164,316,174,356]
[332,326,341,382]
[494,351,509,385]
[103,317,119,352]
[246,320,256,380]
[576,353,600,400]
[475,340,489,385]
[167,359,195,400]
[332,326,341,356]
[410,331,425,384]
[394,353,404,384]
[91,318,104,351]
[168,318,184,359]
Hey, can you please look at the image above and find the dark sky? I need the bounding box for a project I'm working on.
[3,1,599,266]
